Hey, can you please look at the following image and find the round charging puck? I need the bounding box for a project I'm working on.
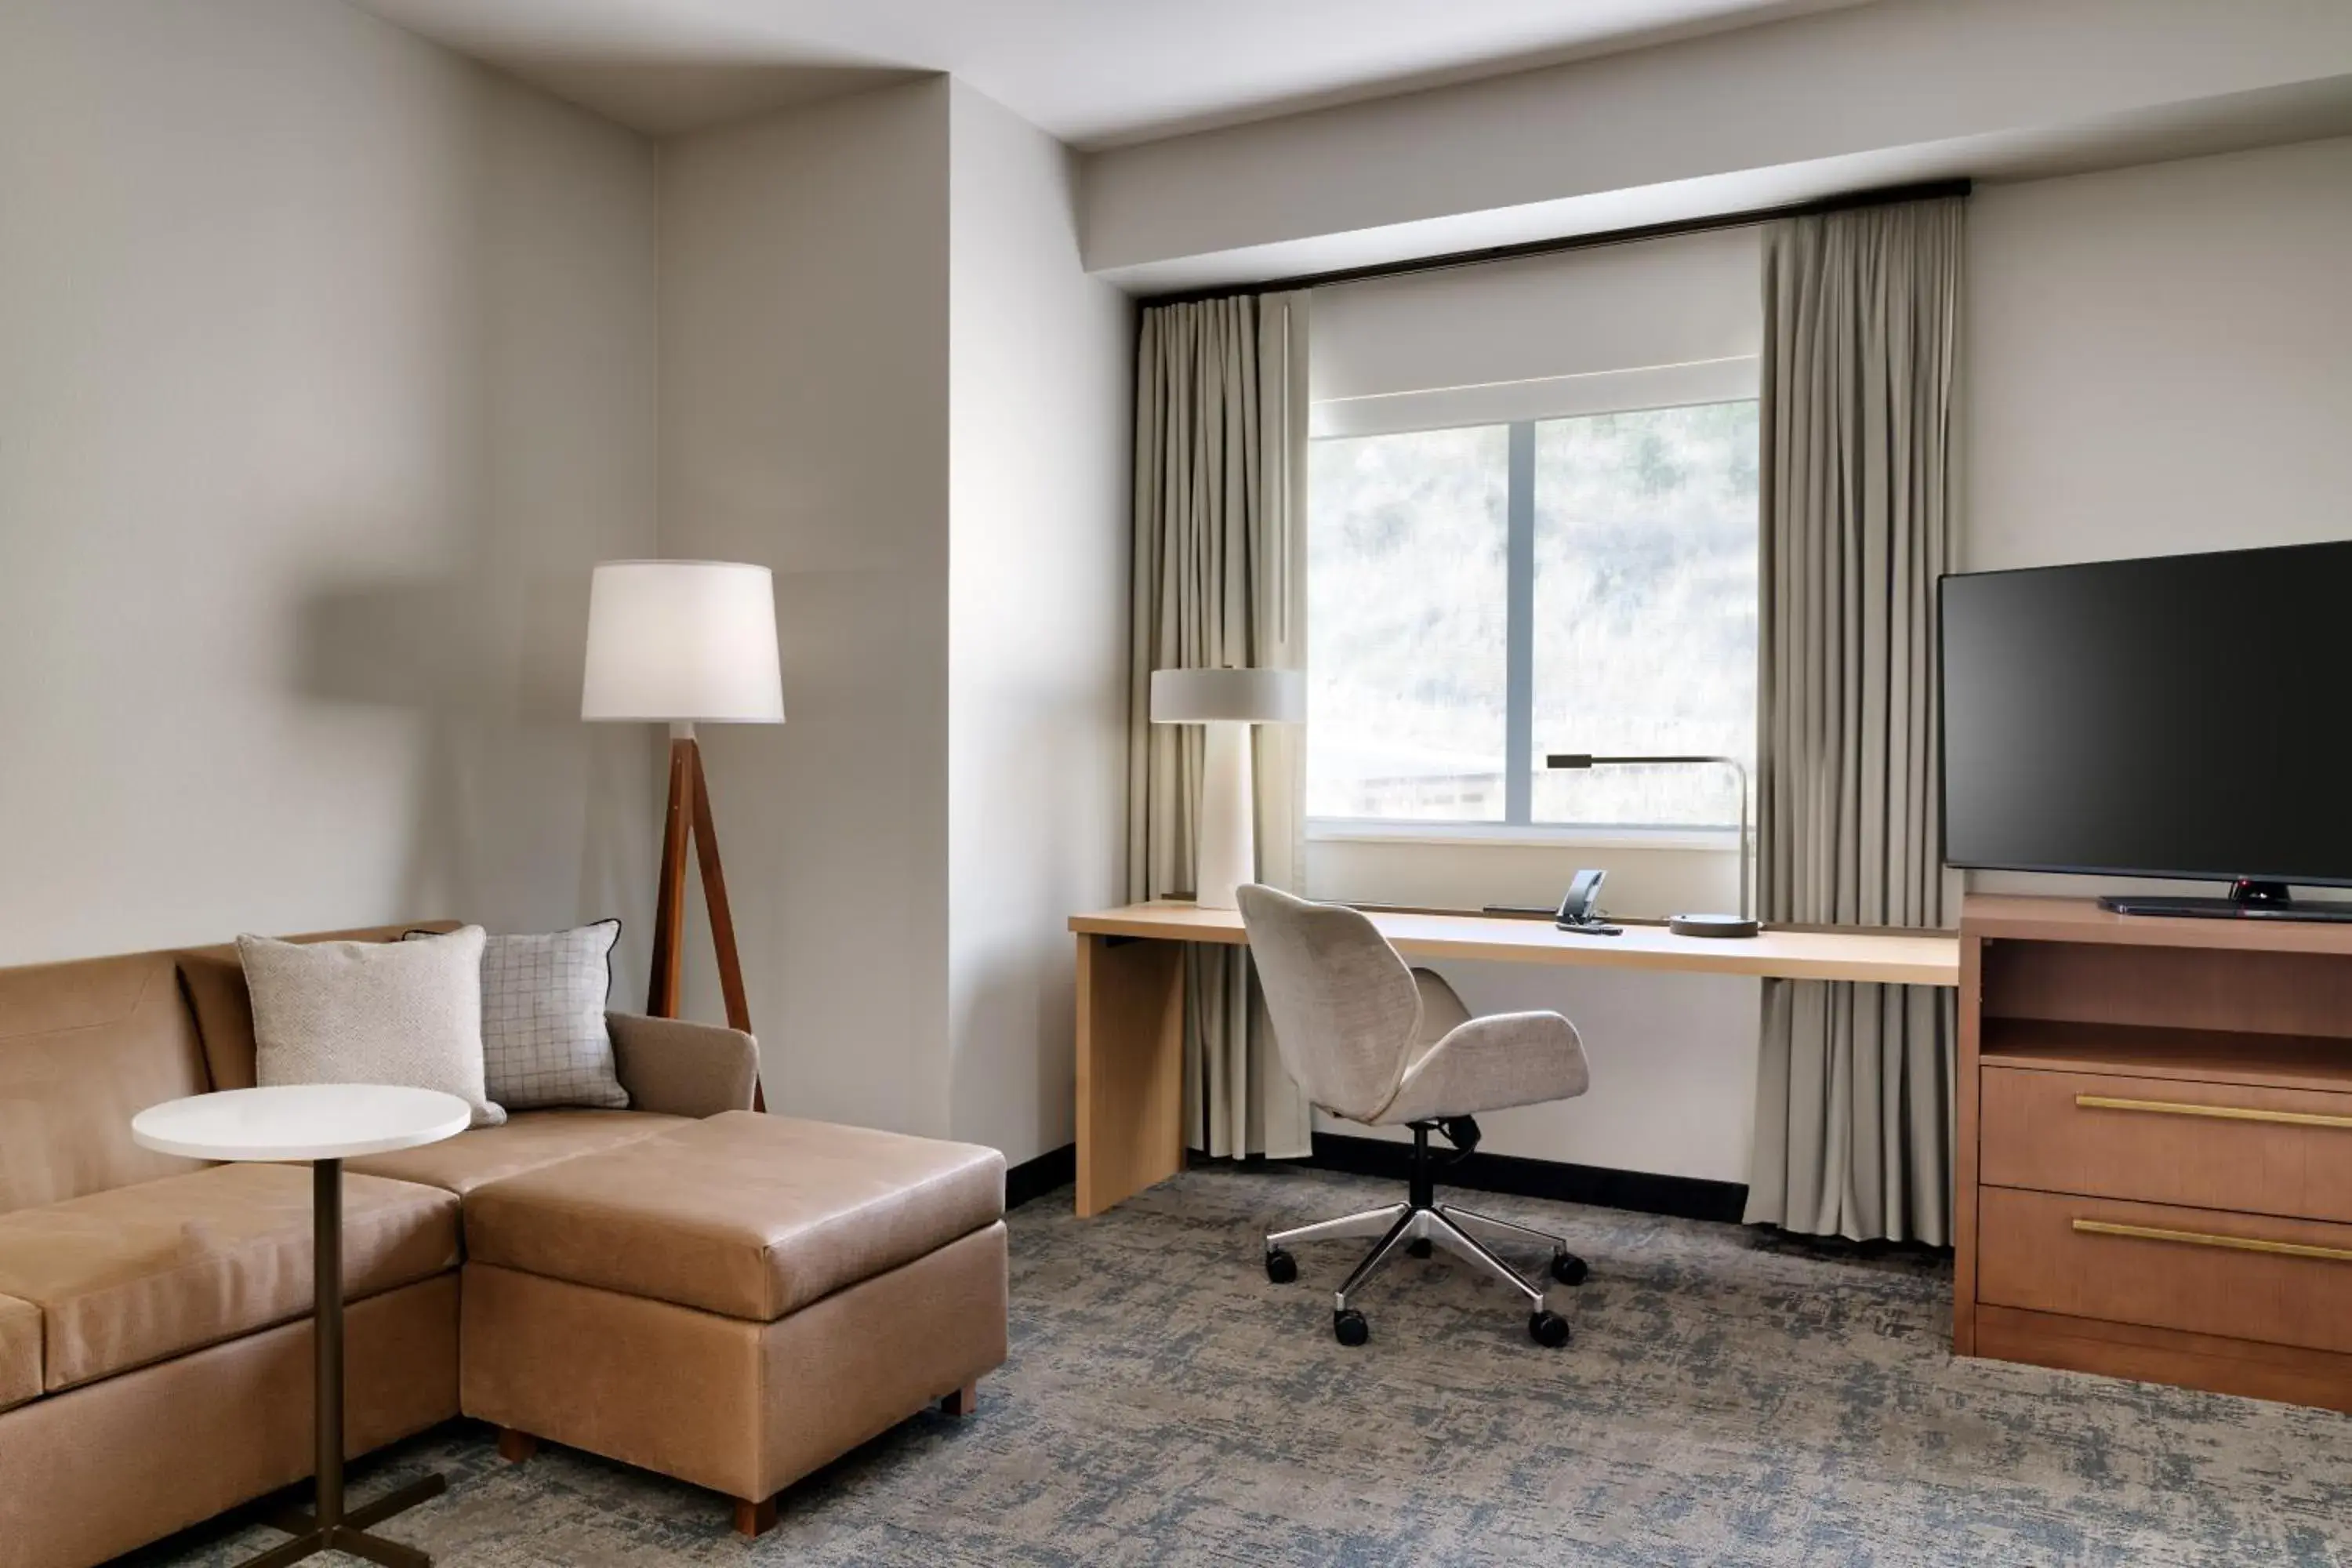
[1668,913,1760,938]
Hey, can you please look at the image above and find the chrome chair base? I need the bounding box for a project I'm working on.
[1264,1123,1586,1348]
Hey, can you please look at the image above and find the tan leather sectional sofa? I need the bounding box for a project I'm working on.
[0,927,1008,1568]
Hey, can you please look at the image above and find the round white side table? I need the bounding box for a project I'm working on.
[133,1084,472,1568]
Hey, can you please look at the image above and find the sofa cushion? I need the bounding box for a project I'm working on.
[464,1112,1005,1322]
[0,1163,458,1392]
[0,952,209,1215]
[0,1292,39,1412]
[347,1109,685,1196]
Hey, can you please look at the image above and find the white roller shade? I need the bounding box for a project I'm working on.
[1309,226,1761,436]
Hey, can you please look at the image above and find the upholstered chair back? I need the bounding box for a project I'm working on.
[1236,884,1421,1123]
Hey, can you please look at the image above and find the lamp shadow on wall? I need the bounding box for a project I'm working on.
[291,570,655,1000]
[274,76,671,1000]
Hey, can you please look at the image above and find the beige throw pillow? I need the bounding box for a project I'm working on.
[238,926,505,1128]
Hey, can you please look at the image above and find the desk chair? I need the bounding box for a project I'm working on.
[1237,884,1594,1348]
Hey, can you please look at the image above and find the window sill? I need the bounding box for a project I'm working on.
[1307,819,1740,852]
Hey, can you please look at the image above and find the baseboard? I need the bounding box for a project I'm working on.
[1005,1142,1077,1211]
[1304,1132,1750,1225]
[1002,1135,1747,1225]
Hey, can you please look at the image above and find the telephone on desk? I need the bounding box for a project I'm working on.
[1555,869,1622,936]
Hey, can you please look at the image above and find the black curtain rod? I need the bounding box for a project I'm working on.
[1139,176,1972,308]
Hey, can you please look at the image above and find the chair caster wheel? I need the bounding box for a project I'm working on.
[1550,1252,1590,1287]
[1265,1248,1298,1284]
[1529,1310,1571,1348]
[1406,1237,1433,1258]
[1334,1308,1370,1347]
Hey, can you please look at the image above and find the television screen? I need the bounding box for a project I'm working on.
[1940,540,2352,886]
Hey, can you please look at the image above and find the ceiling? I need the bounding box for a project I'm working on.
[354,0,1871,146]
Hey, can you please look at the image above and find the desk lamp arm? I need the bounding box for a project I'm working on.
[1542,753,1752,923]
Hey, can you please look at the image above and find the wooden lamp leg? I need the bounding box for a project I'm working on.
[646,735,695,1019]
[647,728,767,1112]
[686,742,752,1035]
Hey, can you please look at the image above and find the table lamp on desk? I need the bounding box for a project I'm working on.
[1545,752,1756,937]
[1151,666,1305,909]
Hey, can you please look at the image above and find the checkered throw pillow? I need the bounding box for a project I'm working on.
[408,921,628,1111]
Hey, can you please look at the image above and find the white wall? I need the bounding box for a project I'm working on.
[659,79,1132,1167]
[0,0,662,980]
[1080,0,2352,289]
[659,80,956,1135]
[1966,137,2352,575]
[1963,134,2352,902]
[945,82,1133,1163]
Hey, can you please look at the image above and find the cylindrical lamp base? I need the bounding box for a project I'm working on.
[1194,721,1256,909]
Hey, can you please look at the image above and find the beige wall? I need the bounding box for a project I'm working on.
[1079,0,2352,289]
[0,13,1122,1167]
[1964,133,2352,902]
[945,81,1133,1163]
[659,80,956,1136]
[0,0,662,980]
[658,78,1132,1165]
[1965,136,2352,575]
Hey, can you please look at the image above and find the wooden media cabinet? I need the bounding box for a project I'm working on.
[1958,895,2352,1410]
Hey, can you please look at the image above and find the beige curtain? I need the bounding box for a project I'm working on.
[1128,291,1315,1160]
[1744,198,1965,1244]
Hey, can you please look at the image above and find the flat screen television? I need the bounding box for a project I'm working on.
[1939,539,2352,920]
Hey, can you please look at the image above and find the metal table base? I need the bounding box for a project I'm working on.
[236,1159,445,1568]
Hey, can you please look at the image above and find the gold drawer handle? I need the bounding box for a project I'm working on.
[2073,1218,2352,1264]
[2074,1094,2352,1131]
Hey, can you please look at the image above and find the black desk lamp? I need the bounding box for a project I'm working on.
[1544,753,1756,937]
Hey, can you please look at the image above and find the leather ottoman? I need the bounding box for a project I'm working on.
[456,1110,1007,1535]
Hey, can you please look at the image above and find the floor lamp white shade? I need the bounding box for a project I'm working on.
[581,561,784,731]
[1151,668,1305,909]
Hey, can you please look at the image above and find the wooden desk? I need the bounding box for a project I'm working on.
[1069,902,1960,1216]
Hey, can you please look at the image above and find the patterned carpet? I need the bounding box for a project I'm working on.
[139,1165,2352,1567]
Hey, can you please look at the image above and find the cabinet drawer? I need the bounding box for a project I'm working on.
[1980,1066,2352,1223]
[1977,1187,2352,1355]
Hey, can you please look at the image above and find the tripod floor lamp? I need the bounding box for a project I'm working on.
[583,561,784,1050]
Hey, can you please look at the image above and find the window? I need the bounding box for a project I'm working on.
[1308,400,1759,832]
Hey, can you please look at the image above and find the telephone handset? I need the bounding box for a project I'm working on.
[1555,869,1622,935]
